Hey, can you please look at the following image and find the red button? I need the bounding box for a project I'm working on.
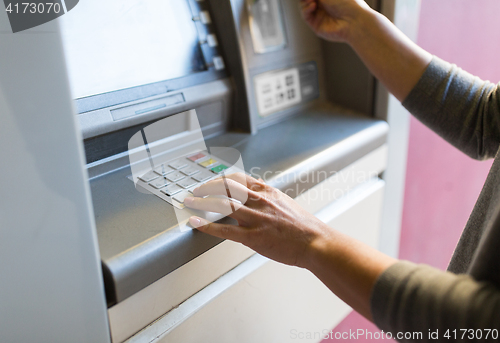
[187,153,206,161]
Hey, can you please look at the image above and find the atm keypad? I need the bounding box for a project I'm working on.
[177,178,198,189]
[161,184,183,197]
[181,166,200,176]
[139,171,159,182]
[211,164,228,174]
[187,152,206,161]
[198,158,218,168]
[165,171,186,183]
[154,164,175,176]
[134,151,234,210]
[149,178,170,190]
[173,191,192,204]
[169,160,188,170]
[192,172,213,182]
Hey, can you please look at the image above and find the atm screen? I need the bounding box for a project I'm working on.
[59,0,206,99]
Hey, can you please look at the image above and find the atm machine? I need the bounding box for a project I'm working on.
[1,0,417,342]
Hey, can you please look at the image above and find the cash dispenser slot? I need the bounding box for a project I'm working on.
[110,93,185,121]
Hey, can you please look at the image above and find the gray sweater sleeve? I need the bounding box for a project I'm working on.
[370,57,500,341]
[402,56,500,160]
[371,261,500,342]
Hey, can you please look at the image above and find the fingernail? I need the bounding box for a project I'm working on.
[184,196,194,205]
[189,216,207,228]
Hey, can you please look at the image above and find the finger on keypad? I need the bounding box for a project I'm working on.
[193,177,251,204]
[223,172,266,190]
[184,195,248,218]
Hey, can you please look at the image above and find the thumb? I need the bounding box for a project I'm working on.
[189,216,247,244]
[300,0,318,21]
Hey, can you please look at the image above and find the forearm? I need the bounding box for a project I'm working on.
[346,7,432,102]
[305,225,397,321]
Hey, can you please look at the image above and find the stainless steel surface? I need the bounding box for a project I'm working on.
[108,241,257,343]
[222,0,325,132]
[294,146,388,216]
[209,0,252,132]
[91,104,388,305]
[0,15,110,342]
[322,42,375,116]
[320,0,378,116]
[209,104,388,196]
[124,254,269,343]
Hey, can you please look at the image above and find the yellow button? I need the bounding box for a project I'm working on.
[199,158,217,167]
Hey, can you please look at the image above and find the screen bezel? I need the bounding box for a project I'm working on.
[74,68,228,114]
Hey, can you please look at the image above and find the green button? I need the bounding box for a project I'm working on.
[211,164,228,173]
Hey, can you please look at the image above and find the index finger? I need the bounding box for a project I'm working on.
[193,177,253,204]
[222,172,267,192]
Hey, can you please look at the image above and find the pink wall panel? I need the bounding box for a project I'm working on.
[323,1,500,341]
